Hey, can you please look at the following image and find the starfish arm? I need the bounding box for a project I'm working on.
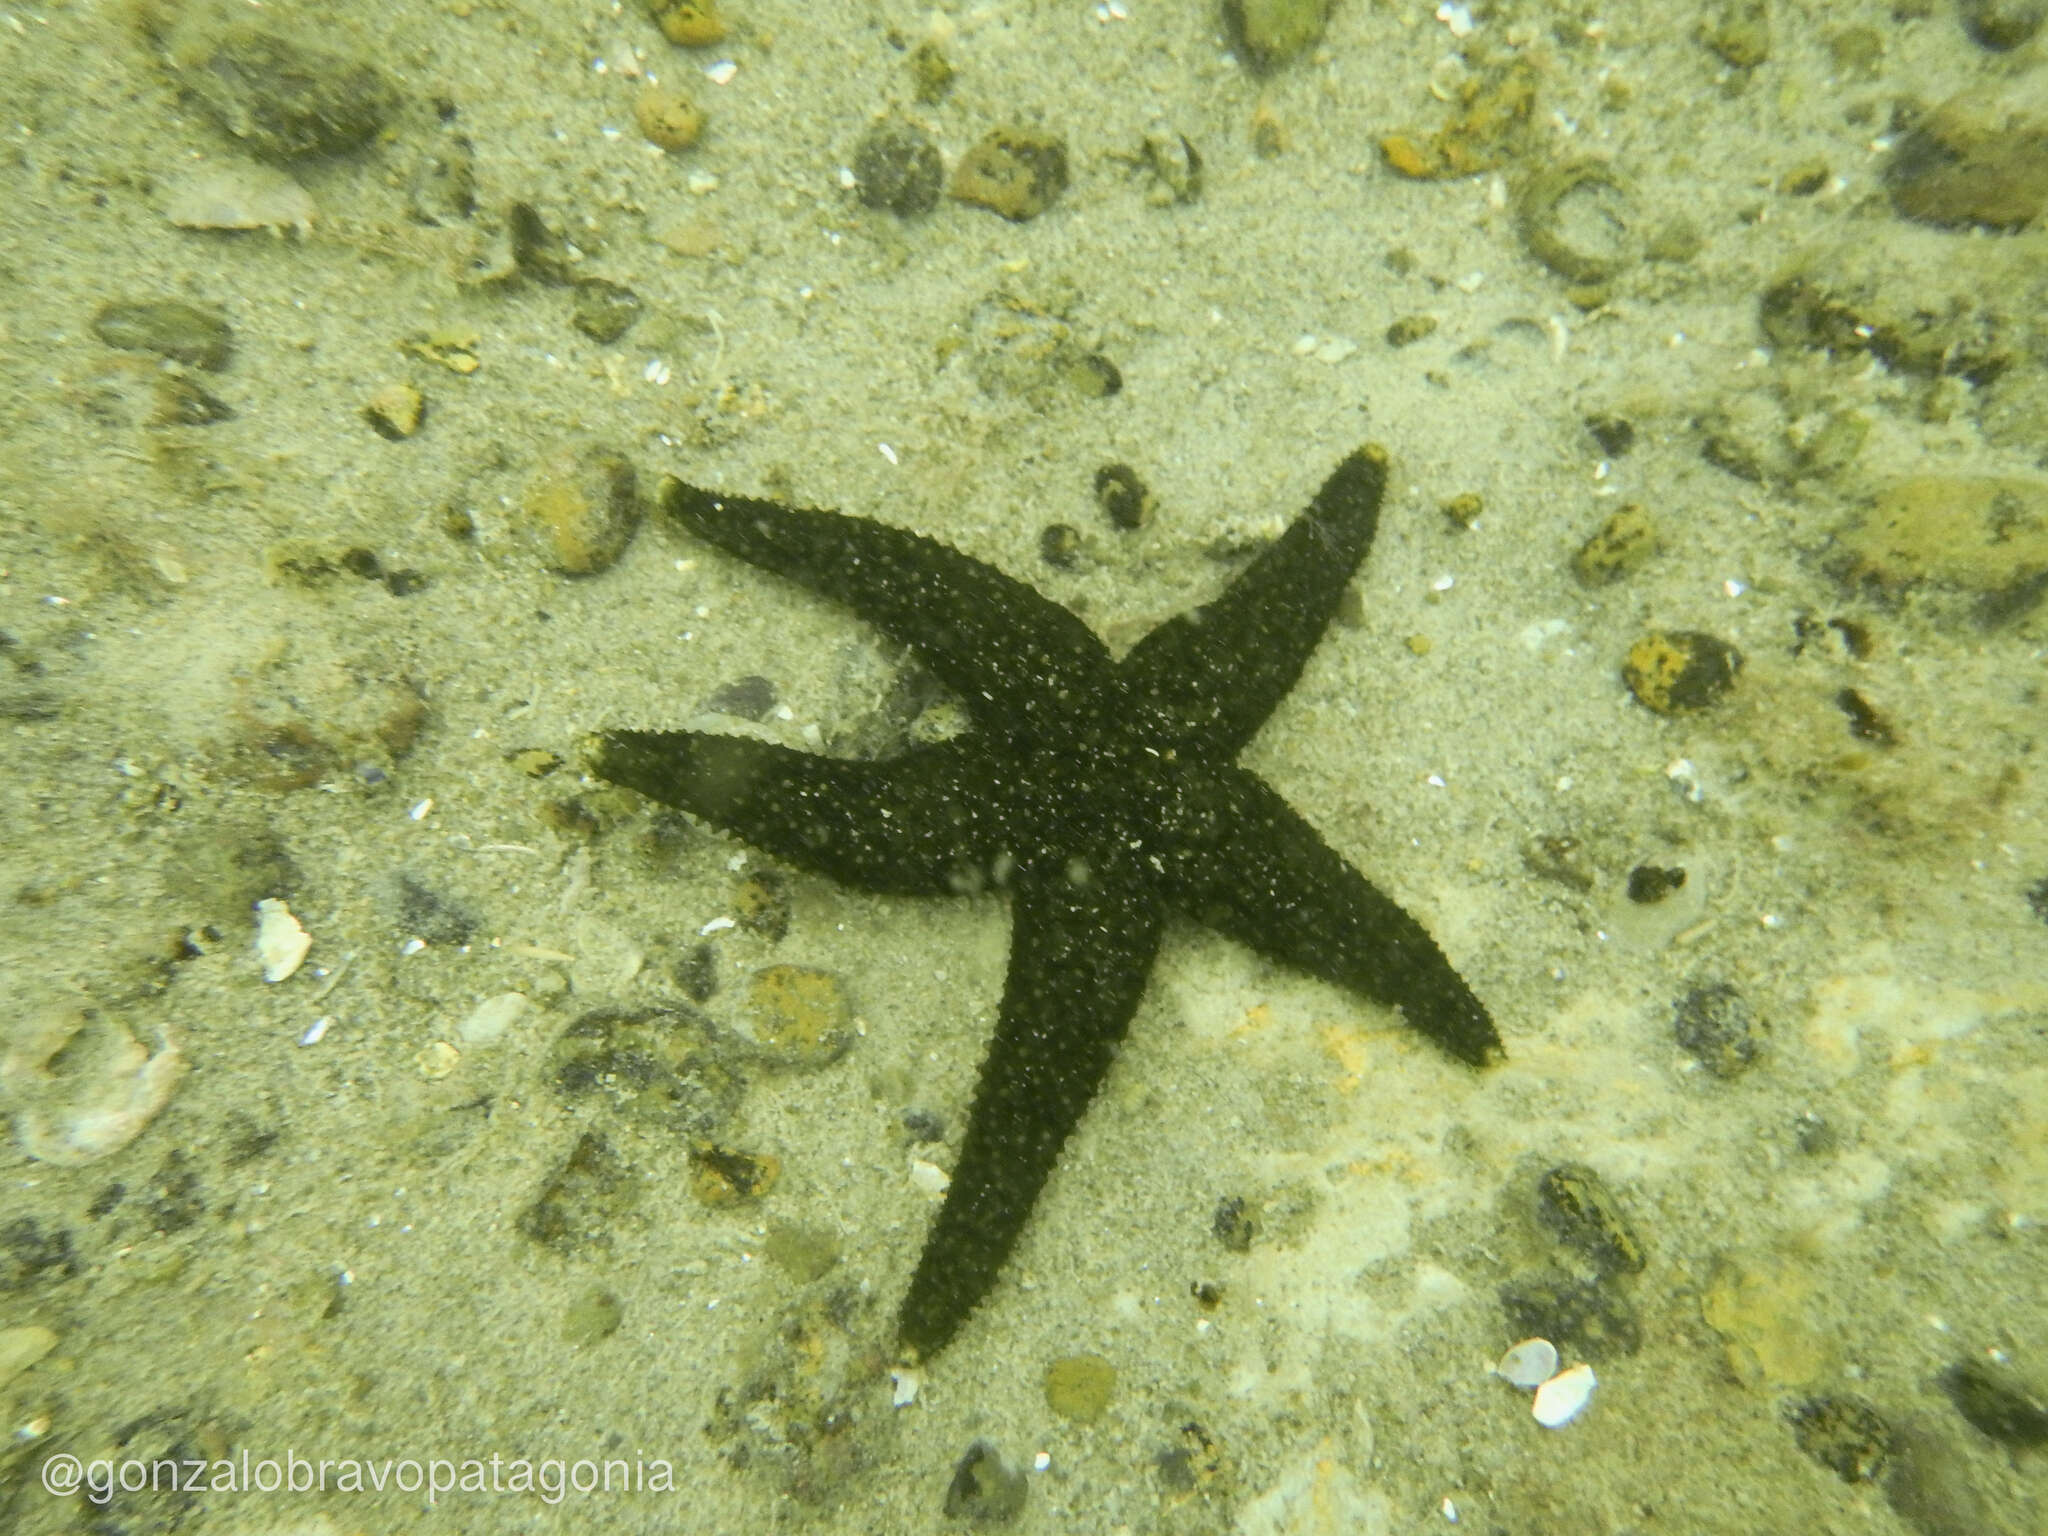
[1119,445,1388,757]
[1167,766,1500,1066]
[896,861,1164,1360]
[662,478,1112,739]
[589,729,1008,897]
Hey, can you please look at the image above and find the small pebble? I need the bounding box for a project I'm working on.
[634,85,704,151]
[1497,1337,1560,1388]
[254,897,311,982]
[853,118,945,216]
[1531,1362,1596,1427]
[951,128,1069,221]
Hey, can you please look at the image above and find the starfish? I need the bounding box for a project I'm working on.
[589,444,1499,1360]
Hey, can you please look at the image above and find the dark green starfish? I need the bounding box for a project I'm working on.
[589,444,1499,1360]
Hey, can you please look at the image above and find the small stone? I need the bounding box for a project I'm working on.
[1212,1194,1256,1252]
[1702,1,1772,67]
[644,0,725,47]
[1622,630,1742,713]
[1673,983,1765,1078]
[1093,463,1154,530]
[1385,313,1439,347]
[1496,1337,1560,1389]
[687,1142,780,1205]
[1039,523,1082,568]
[92,299,234,371]
[362,381,424,440]
[1532,1362,1596,1427]
[739,965,854,1070]
[571,278,645,344]
[909,41,956,104]
[518,1131,637,1251]
[254,897,311,981]
[1439,491,1484,531]
[562,1286,624,1345]
[523,445,641,575]
[1787,1393,1892,1483]
[1536,1162,1646,1277]
[853,118,944,216]
[943,1441,1028,1523]
[950,128,1069,221]
[1043,1353,1117,1421]
[175,24,398,162]
[1625,864,1686,904]
[1223,0,1333,72]
[1584,413,1636,457]
[1571,505,1656,584]
[634,85,703,151]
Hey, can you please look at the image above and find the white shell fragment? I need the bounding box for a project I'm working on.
[458,992,531,1046]
[255,898,312,982]
[1532,1362,1597,1427]
[165,162,317,235]
[1496,1337,1560,1389]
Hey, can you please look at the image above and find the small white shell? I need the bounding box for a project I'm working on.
[1532,1362,1597,1428]
[255,898,312,982]
[1496,1337,1559,1389]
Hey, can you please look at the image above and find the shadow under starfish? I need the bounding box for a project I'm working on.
[589,443,1500,1361]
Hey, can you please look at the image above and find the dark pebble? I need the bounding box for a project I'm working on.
[1039,523,1082,568]
[1673,983,1766,1078]
[1093,463,1154,529]
[1584,412,1636,456]
[1625,864,1686,904]
[1536,1161,1646,1276]
[854,118,945,216]
[1787,1393,1893,1483]
[704,674,778,721]
[572,278,645,343]
[1212,1194,1256,1253]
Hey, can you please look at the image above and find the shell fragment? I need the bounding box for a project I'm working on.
[1531,1362,1597,1428]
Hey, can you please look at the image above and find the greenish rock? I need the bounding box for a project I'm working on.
[1571,505,1656,585]
[571,279,644,344]
[1536,1162,1646,1277]
[1673,984,1766,1078]
[91,300,234,371]
[1787,1393,1893,1484]
[562,1286,624,1345]
[517,1131,637,1252]
[1043,1353,1117,1422]
[175,24,398,162]
[1702,1,1772,68]
[1224,0,1332,71]
[853,118,945,216]
[738,965,854,1072]
[548,1003,741,1135]
[763,1221,841,1282]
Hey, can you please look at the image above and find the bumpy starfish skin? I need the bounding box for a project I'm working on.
[590,444,1499,1359]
